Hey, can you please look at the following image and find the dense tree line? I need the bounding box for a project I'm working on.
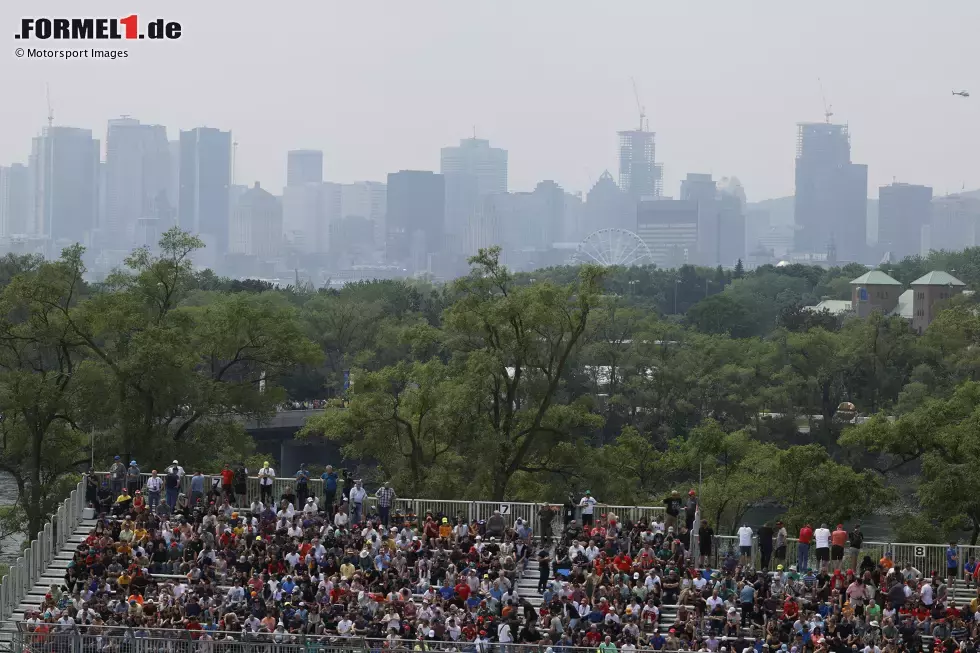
[5,231,980,546]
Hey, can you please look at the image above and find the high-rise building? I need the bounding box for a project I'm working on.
[923,195,980,254]
[680,173,746,267]
[618,129,662,200]
[340,181,386,252]
[878,182,933,260]
[441,138,508,259]
[0,164,31,236]
[386,171,445,272]
[440,138,508,196]
[286,150,323,187]
[178,127,232,254]
[29,126,99,243]
[793,122,868,262]
[229,182,282,258]
[636,199,699,268]
[104,118,172,247]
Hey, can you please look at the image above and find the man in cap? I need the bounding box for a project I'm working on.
[257,460,275,504]
[579,490,597,527]
[109,456,126,496]
[164,460,183,509]
[126,460,141,496]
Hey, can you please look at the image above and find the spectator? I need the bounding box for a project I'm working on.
[295,463,310,506]
[126,460,141,496]
[321,465,338,511]
[798,522,814,571]
[109,456,126,496]
[348,479,367,523]
[814,523,831,570]
[145,470,163,512]
[163,461,182,508]
[579,491,597,527]
[257,460,275,504]
[375,481,396,528]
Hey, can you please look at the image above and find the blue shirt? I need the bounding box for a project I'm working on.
[322,472,338,492]
[739,585,755,603]
[296,469,310,485]
[947,547,957,566]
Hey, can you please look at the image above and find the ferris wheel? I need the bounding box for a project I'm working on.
[574,229,653,267]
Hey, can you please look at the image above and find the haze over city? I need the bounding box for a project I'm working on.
[3,0,979,198]
[3,0,980,282]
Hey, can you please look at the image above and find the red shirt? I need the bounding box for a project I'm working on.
[614,554,633,572]
[455,583,471,600]
[221,469,235,485]
[799,526,814,544]
[783,600,799,620]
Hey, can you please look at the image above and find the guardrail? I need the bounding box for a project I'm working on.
[7,627,797,653]
[0,478,83,622]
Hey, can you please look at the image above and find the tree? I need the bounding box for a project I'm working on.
[301,359,481,496]
[442,247,604,500]
[841,381,980,543]
[733,259,745,279]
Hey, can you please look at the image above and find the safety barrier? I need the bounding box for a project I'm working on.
[7,626,794,653]
[0,478,83,622]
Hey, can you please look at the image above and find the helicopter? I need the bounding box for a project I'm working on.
[953,90,970,97]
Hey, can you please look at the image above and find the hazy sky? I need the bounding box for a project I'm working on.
[3,0,979,201]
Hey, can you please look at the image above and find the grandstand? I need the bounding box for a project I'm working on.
[2,472,979,652]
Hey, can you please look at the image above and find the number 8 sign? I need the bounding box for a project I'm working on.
[914,546,925,557]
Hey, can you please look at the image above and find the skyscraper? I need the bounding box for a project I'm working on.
[0,163,31,236]
[618,129,662,200]
[636,199,699,268]
[441,138,508,259]
[584,171,634,234]
[178,127,232,255]
[681,173,746,267]
[286,150,323,187]
[793,122,868,262]
[878,182,933,260]
[386,171,445,272]
[29,126,99,243]
[104,118,172,247]
[440,138,508,196]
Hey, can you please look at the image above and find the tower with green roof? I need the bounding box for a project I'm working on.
[850,270,902,318]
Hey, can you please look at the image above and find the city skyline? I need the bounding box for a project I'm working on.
[2,0,979,202]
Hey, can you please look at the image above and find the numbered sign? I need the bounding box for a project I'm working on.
[914,546,925,557]
[499,504,511,515]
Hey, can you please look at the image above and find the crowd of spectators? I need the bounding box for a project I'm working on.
[17,476,980,653]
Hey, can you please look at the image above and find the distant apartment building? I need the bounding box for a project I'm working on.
[286,150,323,187]
[878,182,932,260]
[441,138,507,260]
[103,118,172,248]
[178,127,232,255]
[29,126,100,243]
[793,122,868,262]
[386,170,445,273]
[229,182,282,258]
[636,199,699,268]
[0,164,31,236]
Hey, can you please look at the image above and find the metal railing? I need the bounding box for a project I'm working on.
[698,534,975,581]
[8,626,768,653]
[92,471,665,540]
[0,478,83,623]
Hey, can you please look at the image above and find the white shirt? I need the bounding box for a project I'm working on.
[146,477,163,492]
[579,496,597,515]
[738,525,753,546]
[350,486,367,504]
[814,527,831,548]
[258,467,275,485]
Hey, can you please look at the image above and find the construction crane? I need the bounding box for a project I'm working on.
[631,77,647,131]
[45,83,53,128]
[817,77,833,123]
